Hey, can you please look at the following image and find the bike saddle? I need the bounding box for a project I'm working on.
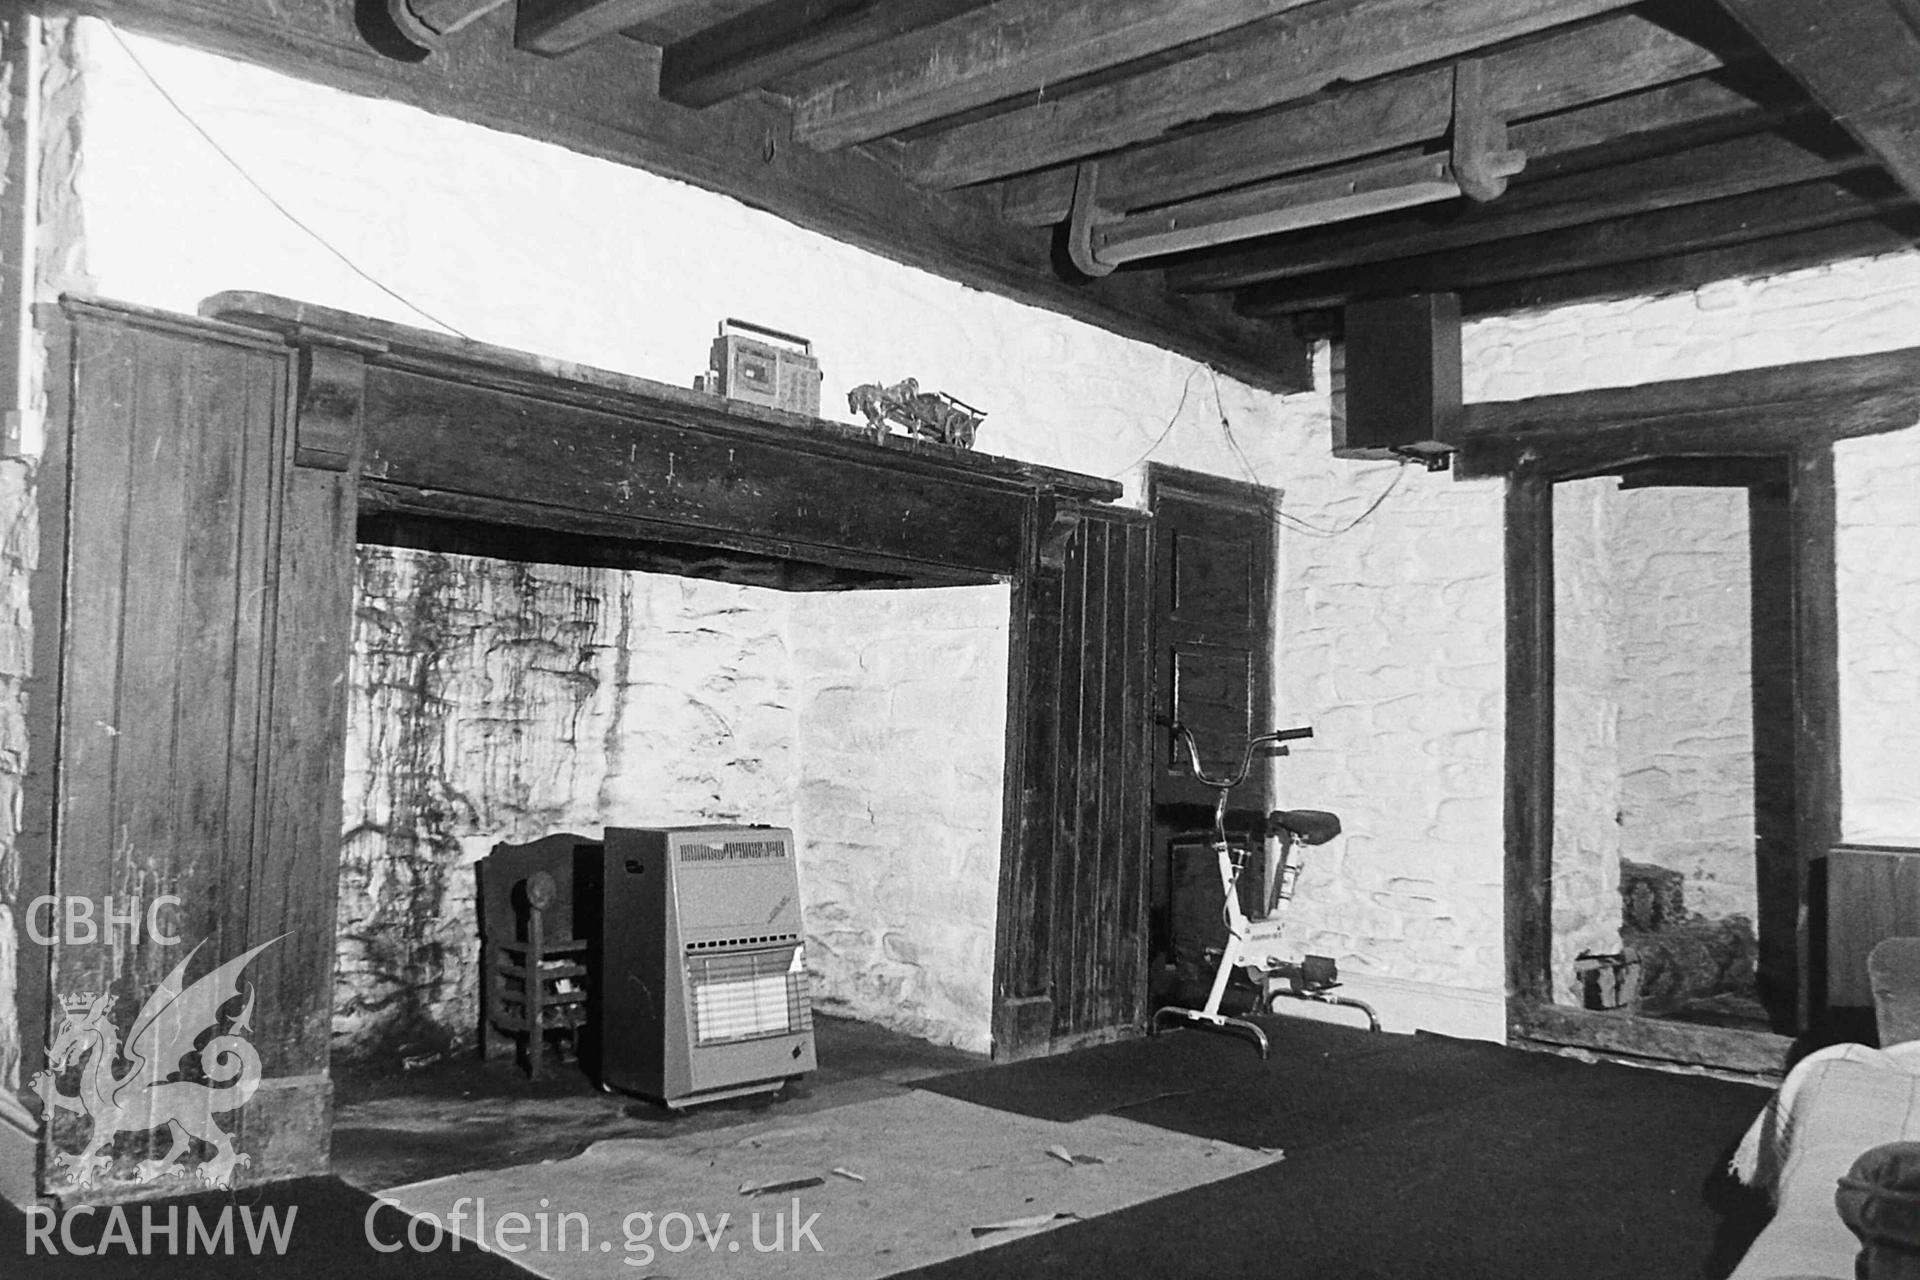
[1269,809,1341,845]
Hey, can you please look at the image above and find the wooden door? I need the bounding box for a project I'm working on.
[1145,467,1277,982]
[995,501,1154,1057]
[27,303,356,1191]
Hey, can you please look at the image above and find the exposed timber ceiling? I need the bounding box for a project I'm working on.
[60,0,1920,393]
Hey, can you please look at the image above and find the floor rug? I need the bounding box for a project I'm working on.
[378,1090,1280,1279]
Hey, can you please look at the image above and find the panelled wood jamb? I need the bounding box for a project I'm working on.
[1789,441,1841,1031]
[992,490,1059,1059]
[1503,467,1555,1013]
[992,497,1156,1059]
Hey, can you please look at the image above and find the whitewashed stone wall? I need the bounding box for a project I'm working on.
[1272,450,1507,1017]
[0,13,75,1112]
[1552,477,1624,1003]
[0,451,27,1100]
[1614,487,1755,919]
[28,16,1920,1056]
[1547,482,1757,1003]
[1837,425,1920,842]
[790,587,1008,1053]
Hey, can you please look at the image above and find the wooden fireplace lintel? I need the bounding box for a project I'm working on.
[200,290,1123,504]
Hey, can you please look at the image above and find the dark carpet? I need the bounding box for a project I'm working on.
[1,1021,1776,1280]
[921,1019,1579,1152]
[0,1176,538,1279]
[907,1019,1775,1280]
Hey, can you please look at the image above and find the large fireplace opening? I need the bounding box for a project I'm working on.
[329,519,1010,1179]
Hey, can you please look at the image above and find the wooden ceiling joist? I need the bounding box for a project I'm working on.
[1235,175,1912,317]
[893,0,1643,191]
[656,0,990,107]
[998,12,1740,228]
[787,0,1325,152]
[1716,0,1920,203]
[515,0,685,54]
[1076,62,1528,269]
[1459,213,1920,316]
[1173,125,1872,294]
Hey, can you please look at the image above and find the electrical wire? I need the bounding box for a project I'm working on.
[1207,366,1411,539]
[1107,362,1206,479]
[104,26,472,339]
[1274,464,1409,539]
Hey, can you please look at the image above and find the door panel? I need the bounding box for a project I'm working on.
[1171,531,1256,623]
[1147,468,1277,984]
[1169,646,1255,772]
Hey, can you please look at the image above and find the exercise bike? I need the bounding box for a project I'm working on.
[1149,722,1381,1058]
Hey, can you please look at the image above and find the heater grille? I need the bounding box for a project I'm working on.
[687,947,811,1047]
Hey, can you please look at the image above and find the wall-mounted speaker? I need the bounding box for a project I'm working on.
[1331,293,1462,468]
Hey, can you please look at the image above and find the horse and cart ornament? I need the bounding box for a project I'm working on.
[847,378,986,449]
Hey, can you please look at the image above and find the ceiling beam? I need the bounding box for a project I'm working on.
[1715,0,1920,202]
[999,12,1742,226]
[789,0,1325,152]
[657,0,992,108]
[893,0,1642,190]
[1454,344,1920,479]
[515,0,685,54]
[1456,214,1920,317]
[1235,176,1912,316]
[1171,125,1869,293]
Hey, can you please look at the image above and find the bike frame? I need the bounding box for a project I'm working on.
[1150,722,1378,1057]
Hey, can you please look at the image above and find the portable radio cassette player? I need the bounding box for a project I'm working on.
[707,318,823,417]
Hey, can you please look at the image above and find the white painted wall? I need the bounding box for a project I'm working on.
[1837,429,1920,842]
[1549,482,1758,1004]
[1614,487,1755,920]
[1552,477,1624,1004]
[11,14,1917,1065]
[791,587,1009,1051]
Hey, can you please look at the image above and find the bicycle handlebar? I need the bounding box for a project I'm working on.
[1169,722,1313,790]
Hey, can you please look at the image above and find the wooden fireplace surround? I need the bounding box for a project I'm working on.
[18,292,1155,1191]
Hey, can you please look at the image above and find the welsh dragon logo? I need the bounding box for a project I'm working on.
[29,936,280,1189]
